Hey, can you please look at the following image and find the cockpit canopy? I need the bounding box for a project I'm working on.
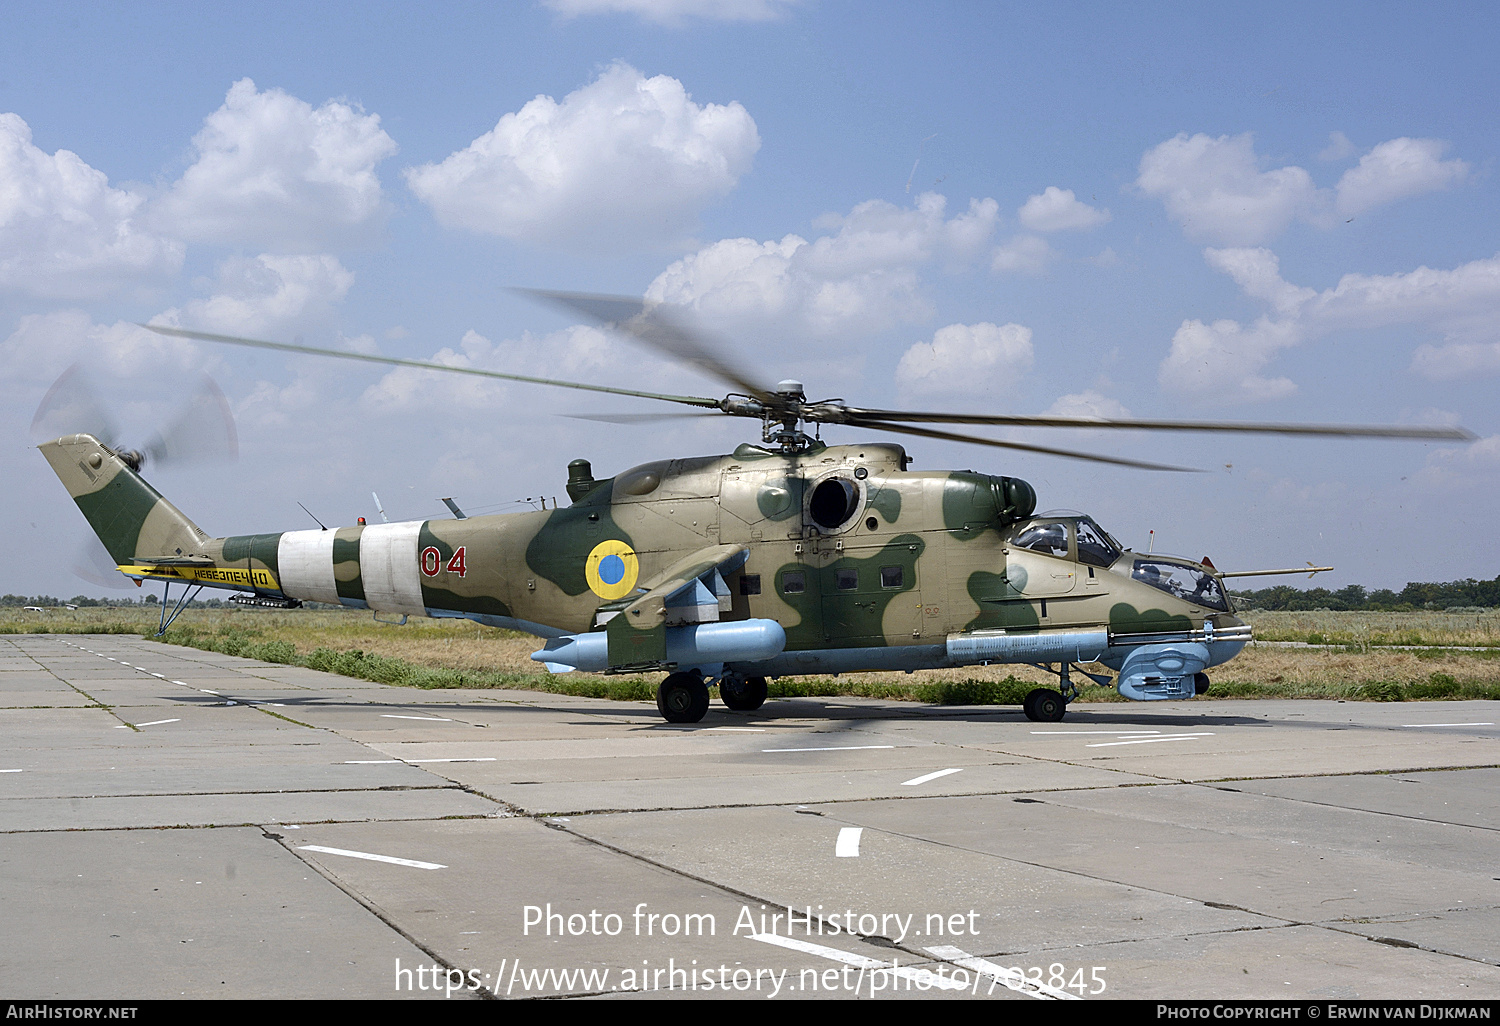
[1009,515,1123,567]
[1130,559,1230,612]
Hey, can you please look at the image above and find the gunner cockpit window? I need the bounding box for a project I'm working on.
[1131,560,1229,612]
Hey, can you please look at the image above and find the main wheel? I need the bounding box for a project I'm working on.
[720,675,768,712]
[1023,688,1066,722]
[657,672,710,723]
[1194,672,1210,695]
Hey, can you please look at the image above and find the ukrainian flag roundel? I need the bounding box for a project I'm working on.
[586,539,639,600]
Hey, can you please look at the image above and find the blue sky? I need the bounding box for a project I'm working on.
[4,0,1497,597]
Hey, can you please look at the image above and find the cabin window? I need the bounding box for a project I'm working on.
[835,569,858,591]
[739,574,761,596]
[781,570,806,595]
[880,566,904,589]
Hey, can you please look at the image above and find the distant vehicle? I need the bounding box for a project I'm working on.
[22,606,46,613]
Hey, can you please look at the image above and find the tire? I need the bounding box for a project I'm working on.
[1024,688,1066,722]
[657,672,710,723]
[721,675,768,712]
[1194,672,1210,696]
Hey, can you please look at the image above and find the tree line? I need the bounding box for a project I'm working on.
[1228,575,1500,611]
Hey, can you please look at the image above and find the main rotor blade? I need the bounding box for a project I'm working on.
[856,420,1203,472]
[840,407,1476,441]
[518,289,774,401]
[138,324,724,410]
[563,411,721,424]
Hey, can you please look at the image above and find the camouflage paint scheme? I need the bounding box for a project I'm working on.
[39,433,1250,690]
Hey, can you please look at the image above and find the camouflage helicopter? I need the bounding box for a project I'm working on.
[37,293,1473,722]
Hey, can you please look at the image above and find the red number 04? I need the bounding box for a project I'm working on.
[420,546,468,578]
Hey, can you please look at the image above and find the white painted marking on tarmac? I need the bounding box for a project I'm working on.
[131,719,181,728]
[150,673,166,678]
[1031,730,1160,735]
[901,768,963,786]
[750,933,967,990]
[710,727,766,732]
[346,760,401,764]
[1401,722,1494,728]
[381,714,453,722]
[0,769,22,773]
[835,827,862,857]
[296,845,446,870]
[924,945,1075,1000]
[1086,733,1214,748]
[763,745,896,753]
[410,758,496,763]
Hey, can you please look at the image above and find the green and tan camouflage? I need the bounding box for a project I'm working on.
[41,430,1254,722]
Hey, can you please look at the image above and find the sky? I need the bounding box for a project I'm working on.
[3,0,1497,598]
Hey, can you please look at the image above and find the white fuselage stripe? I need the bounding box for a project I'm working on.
[360,522,426,615]
[278,529,340,605]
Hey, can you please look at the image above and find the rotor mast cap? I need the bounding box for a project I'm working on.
[776,379,805,398]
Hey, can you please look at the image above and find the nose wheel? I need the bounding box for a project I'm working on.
[1022,662,1087,722]
[1023,688,1067,722]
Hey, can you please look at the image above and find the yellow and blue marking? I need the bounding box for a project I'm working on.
[585,539,639,600]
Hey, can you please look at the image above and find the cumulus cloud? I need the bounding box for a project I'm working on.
[543,0,800,23]
[1017,187,1110,232]
[1415,434,1500,490]
[1334,137,1469,217]
[646,192,999,339]
[1410,341,1500,380]
[1044,390,1132,419]
[0,312,201,400]
[895,322,1033,398]
[0,113,182,297]
[1318,131,1357,162]
[1161,246,1500,398]
[153,79,397,250]
[1158,315,1300,402]
[1135,132,1325,245]
[1137,132,1473,244]
[990,234,1054,274]
[405,63,758,249]
[161,254,356,337]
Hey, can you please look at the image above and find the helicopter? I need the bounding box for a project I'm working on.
[37,293,1474,722]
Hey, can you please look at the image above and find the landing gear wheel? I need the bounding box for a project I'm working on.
[1194,672,1211,696]
[720,675,768,712]
[1023,688,1067,722]
[657,672,710,723]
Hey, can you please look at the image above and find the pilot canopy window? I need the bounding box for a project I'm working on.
[1013,521,1070,558]
[1075,518,1121,568]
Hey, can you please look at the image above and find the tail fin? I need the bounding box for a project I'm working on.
[38,434,211,565]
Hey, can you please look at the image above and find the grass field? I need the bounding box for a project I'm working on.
[4,605,1498,705]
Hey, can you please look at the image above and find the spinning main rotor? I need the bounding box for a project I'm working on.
[142,291,1474,472]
